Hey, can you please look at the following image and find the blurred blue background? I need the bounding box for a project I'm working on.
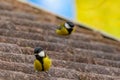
[27,0,74,20]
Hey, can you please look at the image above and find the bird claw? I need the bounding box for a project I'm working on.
[35,70,38,73]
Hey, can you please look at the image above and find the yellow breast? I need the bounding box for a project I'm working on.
[34,56,52,71]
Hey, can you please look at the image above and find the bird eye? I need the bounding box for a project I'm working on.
[65,23,71,29]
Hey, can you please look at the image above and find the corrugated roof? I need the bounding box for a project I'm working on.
[0,0,120,80]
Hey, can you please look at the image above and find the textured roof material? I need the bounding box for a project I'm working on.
[0,0,120,80]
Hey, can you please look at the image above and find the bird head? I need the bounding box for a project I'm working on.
[34,47,45,57]
[64,21,74,29]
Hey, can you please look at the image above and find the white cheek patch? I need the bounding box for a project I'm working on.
[65,23,71,29]
[38,51,45,57]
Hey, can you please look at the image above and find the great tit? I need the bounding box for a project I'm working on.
[56,21,75,35]
[34,47,52,72]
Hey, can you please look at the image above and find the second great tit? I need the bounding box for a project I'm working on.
[56,21,75,35]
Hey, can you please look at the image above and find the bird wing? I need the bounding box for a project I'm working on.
[56,25,69,35]
[43,56,52,71]
[34,59,42,71]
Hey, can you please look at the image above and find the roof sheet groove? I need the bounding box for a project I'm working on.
[0,0,120,80]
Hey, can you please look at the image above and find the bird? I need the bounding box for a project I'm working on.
[34,47,52,72]
[56,21,75,35]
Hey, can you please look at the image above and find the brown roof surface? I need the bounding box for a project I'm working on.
[0,0,120,80]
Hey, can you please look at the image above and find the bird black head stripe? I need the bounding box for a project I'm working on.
[66,21,74,28]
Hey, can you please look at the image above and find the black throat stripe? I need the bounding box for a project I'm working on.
[36,55,44,71]
[67,28,73,34]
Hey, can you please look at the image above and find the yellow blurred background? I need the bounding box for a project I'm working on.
[75,0,120,40]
